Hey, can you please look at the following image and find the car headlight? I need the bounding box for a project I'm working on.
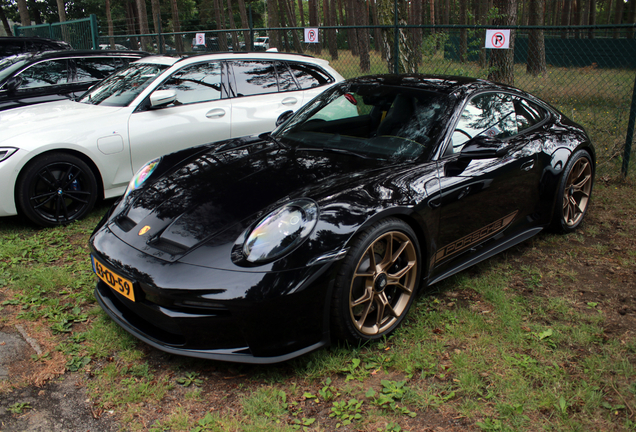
[243,199,319,263]
[0,148,18,163]
[123,157,161,199]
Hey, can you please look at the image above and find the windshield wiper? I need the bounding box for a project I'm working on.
[296,146,371,159]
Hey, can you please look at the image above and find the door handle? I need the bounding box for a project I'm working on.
[282,97,298,106]
[206,108,226,119]
[521,160,535,171]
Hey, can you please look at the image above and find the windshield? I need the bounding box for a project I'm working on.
[78,62,168,107]
[274,83,451,162]
[0,54,30,84]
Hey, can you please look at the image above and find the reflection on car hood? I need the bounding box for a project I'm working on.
[0,100,122,144]
[112,136,389,263]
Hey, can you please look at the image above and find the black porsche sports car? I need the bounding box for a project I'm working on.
[89,75,595,364]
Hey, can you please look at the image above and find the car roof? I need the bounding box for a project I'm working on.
[134,51,332,68]
[17,49,149,60]
[344,74,517,96]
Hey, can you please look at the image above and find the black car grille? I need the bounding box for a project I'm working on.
[149,239,188,255]
[115,215,136,232]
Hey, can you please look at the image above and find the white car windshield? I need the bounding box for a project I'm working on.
[79,63,169,107]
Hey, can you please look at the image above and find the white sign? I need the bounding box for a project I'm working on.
[304,28,319,44]
[195,33,206,46]
[485,29,510,49]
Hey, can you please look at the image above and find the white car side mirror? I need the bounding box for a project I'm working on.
[150,90,177,108]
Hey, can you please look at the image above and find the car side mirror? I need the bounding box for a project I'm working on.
[276,110,294,127]
[459,136,508,160]
[5,76,23,93]
[149,90,177,108]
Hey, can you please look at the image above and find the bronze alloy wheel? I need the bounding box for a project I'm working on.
[348,230,418,336]
[562,156,593,227]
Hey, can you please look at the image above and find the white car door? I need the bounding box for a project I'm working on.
[227,60,305,137]
[127,61,232,171]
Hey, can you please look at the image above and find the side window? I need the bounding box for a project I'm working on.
[159,61,222,105]
[276,62,299,92]
[514,97,547,132]
[18,59,68,88]
[449,92,517,155]
[288,62,333,89]
[73,57,126,83]
[231,60,278,96]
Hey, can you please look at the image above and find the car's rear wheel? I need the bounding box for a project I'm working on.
[552,149,593,233]
[17,153,98,227]
[331,218,421,343]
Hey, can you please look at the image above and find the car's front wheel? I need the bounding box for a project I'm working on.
[16,153,98,227]
[331,218,421,343]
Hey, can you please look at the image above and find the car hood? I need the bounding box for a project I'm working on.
[105,136,400,266]
[0,100,123,145]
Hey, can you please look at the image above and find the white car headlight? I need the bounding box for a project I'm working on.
[0,148,18,163]
[123,157,161,199]
[243,199,319,263]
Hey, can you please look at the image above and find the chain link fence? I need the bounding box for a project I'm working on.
[14,19,634,177]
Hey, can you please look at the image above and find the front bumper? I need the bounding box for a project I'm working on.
[90,227,338,363]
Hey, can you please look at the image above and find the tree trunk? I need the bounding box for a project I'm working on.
[346,0,359,55]
[356,0,370,71]
[106,0,115,48]
[628,0,636,38]
[56,0,67,22]
[613,0,624,38]
[126,0,139,50]
[298,0,305,27]
[0,5,13,36]
[226,0,240,50]
[479,0,488,67]
[283,0,303,52]
[308,0,322,54]
[17,0,30,26]
[267,0,280,50]
[561,0,571,38]
[488,0,517,85]
[430,0,435,35]
[150,0,161,49]
[459,0,467,62]
[214,0,228,50]
[378,0,418,73]
[136,0,152,51]
[329,0,338,58]
[588,0,596,39]
[170,0,184,52]
[411,0,423,63]
[237,0,251,50]
[527,0,547,76]
[371,0,383,52]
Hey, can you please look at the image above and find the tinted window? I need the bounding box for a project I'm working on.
[159,61,222,104]
[450,92,517,154]
[231,60,278,96]
[73,57,128,83]
[18,59,68,88]
[276,62,298,92]
[515,97,547,132]
[288,62,332,89]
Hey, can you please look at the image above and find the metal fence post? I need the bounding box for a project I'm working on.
[157,14,163,54]
[90,14,98,49]
[622,73,636,177]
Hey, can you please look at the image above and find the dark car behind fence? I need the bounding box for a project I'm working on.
[13,20,636,176]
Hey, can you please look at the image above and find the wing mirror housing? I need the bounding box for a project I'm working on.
[5,76,23,93]
[459,136,508,160]
[149,90,177,108]
[276,110,294,127]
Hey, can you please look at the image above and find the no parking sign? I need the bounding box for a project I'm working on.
[485,29,510,49]
[304,28,319,44]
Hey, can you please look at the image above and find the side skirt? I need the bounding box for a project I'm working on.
[427,227,543,286]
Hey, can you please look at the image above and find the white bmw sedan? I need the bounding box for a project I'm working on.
[0,52,343,226]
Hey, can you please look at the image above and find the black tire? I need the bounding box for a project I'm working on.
[331,218,421,343]
[16,153,98,227]
[552,149,594,233]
